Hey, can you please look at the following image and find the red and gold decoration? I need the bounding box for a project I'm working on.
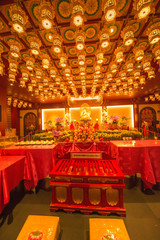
[9,3,28,34]
[121,25,135,46]
[102,0,117,23]
[99,26,110,48]
[28,36,41,55]
[41,53,50,69]
[51,33,63,54]
[75,30,86,50]
[25,55,35,71]
[0,57,4,75]
[39,0,55,30]
[147,21,160,45]
[133,0,155,21]
[8,39,21,58]
[70,0,86,28]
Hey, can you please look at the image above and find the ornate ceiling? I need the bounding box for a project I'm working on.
[0,0,160,106]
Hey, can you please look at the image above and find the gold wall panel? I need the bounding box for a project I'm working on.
[89,188,101,205]
[106,188,119,206]
[56,187,67,203]
[72,188,83,204]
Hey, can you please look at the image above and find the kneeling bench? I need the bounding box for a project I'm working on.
[89,218,130,240]
[50,159,126,216]
[16,215,60,240]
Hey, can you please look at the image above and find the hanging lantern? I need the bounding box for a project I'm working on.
[134,82,139,88]
[106,72,113,81]
[60,54,68,68]
[96,50,104,64]
[64,68,71,77]
[9,56,18,72]
[50,67,57,78]
[133,0,155,21]
[7,97,12,106]
[120,71,127,80]
[55,77,61,84]
[147,68,155,79]
[75,30,86,50]
[110,62,117,73]
[9,71,16,83]
[99,27,110,48]
[28,36,41,55]
[31,77,37,87]
[19,78,26,88]
[140,75,146,84]
[49,83,54,90]
[78,51,86,65]
[26,55,35,71]
[142,57,151,71]
[43,77,49,85]
[51,34,63,54]
[42,54,50,69]
[28,84,33,92]
[126,60,134,72]
[145,97,149,102]
[34,88,39,95]
[39,0,55,30]
[80,66,86,75]
[133,46,145,61]
[21,66,29,80]
[147,21,160,45]
[152,41,160,60]
[134,70,141,79]
[9,4,28,34]
[35,68,43,79]
[0,58,4,76]
[121,25,135,46]
[123,83,127,89]
[114,46,124,63]
[28,103,32,108]
[102,0,117,22]
[13,99,18,108]
[71,0,85,28]
[95,65,101,74]
[116,78,121,85]
[128,78,133,85]
[38,83,43,91]
[8,39,21,58]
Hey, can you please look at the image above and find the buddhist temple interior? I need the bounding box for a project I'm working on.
[0,1,160,240]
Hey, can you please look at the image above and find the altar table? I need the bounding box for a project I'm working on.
[0,156,25,214]
[89,218,130,240]
[108,140,160,188]
[56,142,110,159]
[1,144,57,190]
[16,215,60,240]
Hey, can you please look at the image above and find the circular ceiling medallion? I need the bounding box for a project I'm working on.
[118,0,129,13]
[64,29,75,41]
[86,75,92,79]
[131,21,141,34]
[86,67,94,73]
[73,68,80,74]
[0,19,5,31]
[68,47,77,56]
[44,31,54,43]
[101,66,106,72]
[31,3,39,22]
[104,44,113,53]
[25,34,35,45]
[136,40,149,49]
[71,59,78,66]
[85,45,95,54]
[21,53,30,59]
[57,0,71,19]
[103,56,109,64]
[85,26,97,39]
[127,54,135,60]
[85,0,100,16]
[108,24,119,38]
[85,58,94,65]
[0,43,5,51]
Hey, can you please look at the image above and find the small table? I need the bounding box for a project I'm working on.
[16,215,60,240]
[89,218,130,240]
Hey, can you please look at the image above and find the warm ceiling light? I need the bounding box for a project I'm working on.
[50,67,57,78]
[147,68,155,79]
[102,0,117,22]
[99,27,110,48]
[19,78,27,88]
[31,77,37,87]
[133,0,154,21]
[106,72,113,81]
[35,68,43,79]
[147,21,160,45]
[9,70,16,83]
[42,54,50,69]
[71,0,85,28]
[26,55,35,71]
[110,62,117,73]
[28,36,41,55]
[95,65,101,74]
[9,3,28,34]
[13,98,18,107]
[39,0,55,30]
[133,45,145,61]
[8,39,21,58]
[126,60,134,72]
[28,84,33,92]
[75,30,86,50]
[21,66,29,80]
[121,25,135,46]
[140,75,146,84]
[0,58,4,75]
[59,54,68,68]
[80,66,86,75]
[96,50,104,64]
[78,51,86,65]
[152,41,160,60]
[142,58,151,71]
[9,56,18,72]
[120,71,127,80]
[134,70,141,79]
[51,34,63,54]
[64,68,71,76]
[115,46,124,63]
[128,78,133,85]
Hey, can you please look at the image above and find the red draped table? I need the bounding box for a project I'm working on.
[0,156,25,214]
[108,140,160,188]
[0,144,57,190]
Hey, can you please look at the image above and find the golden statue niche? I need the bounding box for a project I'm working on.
[80,103,92,121]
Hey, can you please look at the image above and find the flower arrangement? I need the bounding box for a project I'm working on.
[55,118,63,126]
[118,115,128,126]
[110,115,120,124]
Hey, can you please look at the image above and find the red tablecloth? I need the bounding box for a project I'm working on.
[0,156,25,214]
[1,145,57,190]
[56,142,109,158]
[108,140,160,188]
